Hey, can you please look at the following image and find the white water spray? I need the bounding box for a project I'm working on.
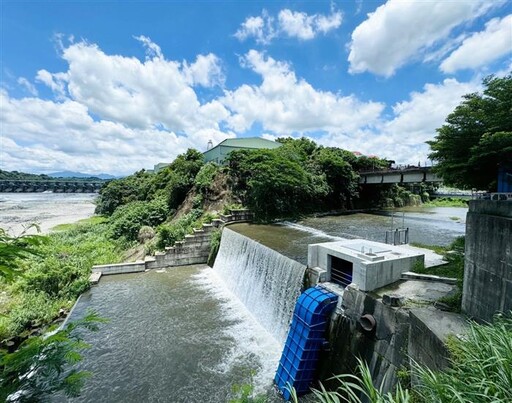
[213,228,306,344]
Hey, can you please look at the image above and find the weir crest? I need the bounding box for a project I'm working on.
[213,228,307,344]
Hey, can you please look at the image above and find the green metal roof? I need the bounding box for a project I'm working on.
[216,137,282,149]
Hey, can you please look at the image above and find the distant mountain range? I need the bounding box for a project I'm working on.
[49,171,118,180]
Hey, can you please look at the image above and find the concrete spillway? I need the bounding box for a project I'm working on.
[213,228,307,344]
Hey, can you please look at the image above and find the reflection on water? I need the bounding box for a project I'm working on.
[229,207,467,264]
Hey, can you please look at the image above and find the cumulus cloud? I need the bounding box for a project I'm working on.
[0,39,235,175]
[60,41,228,132]
[278,8,342,40]
[235,7,342,43]
[183,54,225,87]
[348,0,503,76]
[317,78,480,164]
[234,10,275,45]
[35,69,68,98]
[221,50,384,134]
[0,89,231,175]
[440,15,512,73]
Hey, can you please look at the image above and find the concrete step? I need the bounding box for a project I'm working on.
[89,271,102,285]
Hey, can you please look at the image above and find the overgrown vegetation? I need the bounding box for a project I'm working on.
[0,222,124,342]
[422,198,468,208]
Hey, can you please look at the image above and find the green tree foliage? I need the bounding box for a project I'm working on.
[0,311,106,403]
[108,196,169,241]
[428,74,512,190]
[0,170,51,181]
[96,149,204,216]
[0,227,49,282]
[155,209,203,249]
[227,147,328,220]
[95,170,152,215]
[194,162,221,196]
[311,147,359,209]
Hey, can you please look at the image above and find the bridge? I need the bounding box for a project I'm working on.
[359,167,442,185]
[0,179,106,193]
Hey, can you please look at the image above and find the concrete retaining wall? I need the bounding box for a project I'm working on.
[92,261,146,275]
[91,209,250,278]
[319,288,468,393]
[462,200,512,321]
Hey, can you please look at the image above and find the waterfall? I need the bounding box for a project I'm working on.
[213,228,306,344]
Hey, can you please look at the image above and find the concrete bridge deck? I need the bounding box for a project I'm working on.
[359,167,442,185]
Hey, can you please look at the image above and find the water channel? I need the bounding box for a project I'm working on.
[56,206,467,402]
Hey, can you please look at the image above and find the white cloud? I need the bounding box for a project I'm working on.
[278,8,342,40]
[0,39,235,175]
[35,69,68,98]
[235,7,342,43]
[17,77,38,96]
[440,15,512,73]
[234,10,275,44]
[348,0,502,77]
[317,78,479,164]
[221,50,384,134]
[0,89,232,175]
[61,41,228,132]
[183,54,225,87]
[133,35,163,59]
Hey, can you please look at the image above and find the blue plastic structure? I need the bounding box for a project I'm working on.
[274,286,338,400]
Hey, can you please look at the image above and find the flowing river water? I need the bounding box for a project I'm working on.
[1,194,467,402]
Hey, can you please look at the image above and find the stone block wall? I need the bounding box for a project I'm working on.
[462,200,512,321]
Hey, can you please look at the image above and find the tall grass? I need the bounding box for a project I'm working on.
[307,314,512,403]
[415,314,512,402]
[0,221,124,341]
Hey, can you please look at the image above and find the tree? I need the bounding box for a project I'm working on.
[0,312,106,402]
[428,74,512,191]
[0,227,49,282]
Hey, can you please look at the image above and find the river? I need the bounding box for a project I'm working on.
[2,195,467,402]
[0,193,96,235]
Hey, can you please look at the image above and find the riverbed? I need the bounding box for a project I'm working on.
[0,193,97,235]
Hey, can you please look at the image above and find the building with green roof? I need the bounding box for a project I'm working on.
[203,137,282,164]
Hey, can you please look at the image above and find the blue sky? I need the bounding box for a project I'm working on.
[1,0,511,175]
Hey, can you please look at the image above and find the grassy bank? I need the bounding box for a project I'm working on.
[422,197,469,207]
[0,219,125,343]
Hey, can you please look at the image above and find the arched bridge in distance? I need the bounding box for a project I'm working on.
[0,179,106,193]
[358,167,442,185]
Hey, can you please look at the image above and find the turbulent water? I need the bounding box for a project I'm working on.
[56,228,309,402]
[213,228,307,344]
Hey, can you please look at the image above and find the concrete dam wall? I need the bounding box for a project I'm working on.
[462,200,512,322]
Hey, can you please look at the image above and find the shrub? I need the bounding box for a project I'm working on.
[108,197,169,241]
[207,229,222,267]
[155,209,203,249]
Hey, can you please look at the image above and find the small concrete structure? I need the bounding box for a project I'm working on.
[89,271,102,285]
[308,239,424,292]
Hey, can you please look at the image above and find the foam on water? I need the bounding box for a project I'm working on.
[192,268,282,393]
[282,221,347,240]
[213,228,307,344]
